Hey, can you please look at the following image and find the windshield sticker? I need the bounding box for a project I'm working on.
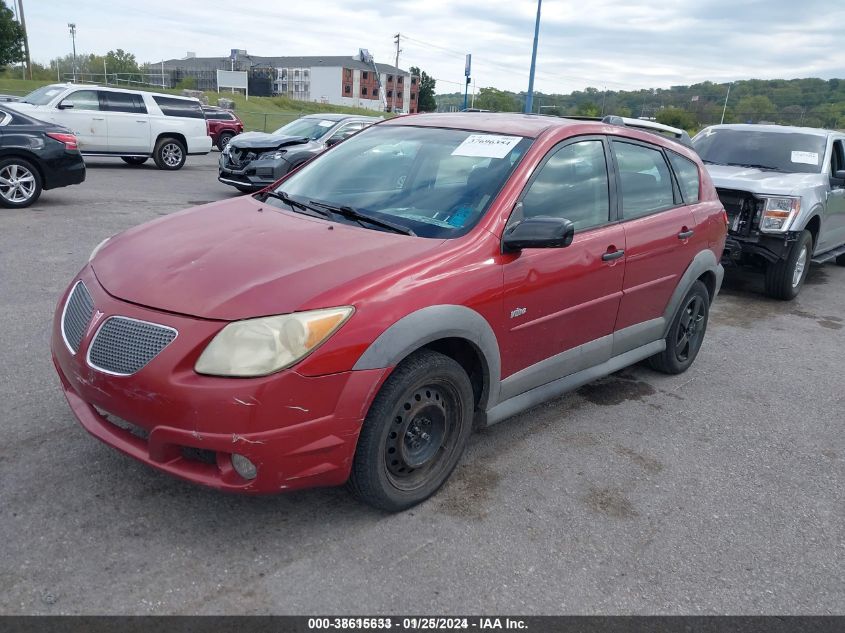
[452,134,523,159]
[317,120,334,127]
[791,151,819,165]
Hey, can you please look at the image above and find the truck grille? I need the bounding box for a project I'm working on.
[88,317,177,375]
[61,281,94,353]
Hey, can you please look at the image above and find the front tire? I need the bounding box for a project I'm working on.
[764,230,812,300]
[0,157,42,208]
[348,350,474,512]
[217,132,234,151]
[153,137,187,170]
[121,156,148,166]
[648,280,710,375]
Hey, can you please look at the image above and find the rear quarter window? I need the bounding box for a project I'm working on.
[667,151,701,203]
[153,96,204,119]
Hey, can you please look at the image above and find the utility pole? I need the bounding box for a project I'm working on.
[16,0,30,79]
[68,23,77,82]
[524,0,542,114]
[393,33,401,112]
[720,82,732,125]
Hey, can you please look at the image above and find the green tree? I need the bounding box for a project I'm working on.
[475,87,519,112]
[0,1,24,69]
[656,107,697,131]
[409,66,436,112]
[735,95,776,122]
[105,49,140,76]
[575,102,600,116]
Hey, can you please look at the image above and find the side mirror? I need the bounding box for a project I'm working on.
[325,136,343,147]
[831,170,845,188]
[502,217,575,253]
[57,100,74,110]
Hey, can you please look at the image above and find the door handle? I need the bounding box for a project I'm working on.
[92,117,105,121]
[602,249,625,261]
[136,120,147,123]
[678,229,695,240]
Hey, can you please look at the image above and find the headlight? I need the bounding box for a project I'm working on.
[757,196,800,233]
[195,307,354,377]
[89,236,111,262]
[259,150,285,160]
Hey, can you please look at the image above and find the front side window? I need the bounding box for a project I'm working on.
[667,151,700,203]
[613,141,675,219]
[520,139,610,230]
[272,118,337,140]
[62,90,100,111]
[275,125,532,238]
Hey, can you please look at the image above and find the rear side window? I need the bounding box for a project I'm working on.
[667,151,700,203]
[102,91,147,114]
[521,139,610,230]
[153,96,204,119]
[206,111,235,121]
[612,141,675,219]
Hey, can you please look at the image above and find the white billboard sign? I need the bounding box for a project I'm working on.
[216,69,248,98]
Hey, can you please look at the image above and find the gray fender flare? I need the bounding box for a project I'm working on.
[662,249,723,336]
[352,305,502,409]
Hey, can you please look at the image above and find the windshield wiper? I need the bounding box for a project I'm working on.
[725,162,781,171]
[259,190,330,218]
[307,200,416,236]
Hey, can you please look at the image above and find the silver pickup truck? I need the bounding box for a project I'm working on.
[693,124,845,299]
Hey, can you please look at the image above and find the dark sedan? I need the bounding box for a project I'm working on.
[218,113,380,192]
[0,104,85,208]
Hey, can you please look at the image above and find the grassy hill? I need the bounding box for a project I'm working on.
[0,78,389,132]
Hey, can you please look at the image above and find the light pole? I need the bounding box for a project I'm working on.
[68,23,77,82]
[720,82,732,125]
[524,0,542,114]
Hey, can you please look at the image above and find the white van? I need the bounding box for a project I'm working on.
[10,84,212,170]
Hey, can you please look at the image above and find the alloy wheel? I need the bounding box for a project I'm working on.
[0,164,36,204]
[161,143,183,167]
[675,295,706,362]
[792,245,808,288]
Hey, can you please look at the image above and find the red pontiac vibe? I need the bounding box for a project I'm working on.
[52,113,727,511]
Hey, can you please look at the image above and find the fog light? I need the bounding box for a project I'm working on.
[231,453,257,480]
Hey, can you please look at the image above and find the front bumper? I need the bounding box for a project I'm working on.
[722,231,801,265]
[218,153,290,191]
[51,266,388,494]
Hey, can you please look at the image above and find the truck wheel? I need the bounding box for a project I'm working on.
[348,349,474,512]
[217,132,234,151]
[836,254,845,266]
[648,280,710,375]
[153,137,187,170]
[764,230,812,300]
[121,156,148,166]
[0,157,42,208]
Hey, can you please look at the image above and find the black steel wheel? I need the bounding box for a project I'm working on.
[348,349,474,512]
[648,280,710,374]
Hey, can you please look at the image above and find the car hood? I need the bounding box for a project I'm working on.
[228,131,314,150]
[91,196,442,321]
[705,164,825,196]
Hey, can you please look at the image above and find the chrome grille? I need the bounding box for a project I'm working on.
[88,317,177,375]
[61,281,94,353]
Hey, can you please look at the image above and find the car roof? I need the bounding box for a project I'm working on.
[382,112,565,138]
[46,83,201,102]
[300,113,381,122]
[702,123,834,137]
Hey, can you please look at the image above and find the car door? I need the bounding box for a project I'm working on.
[822,138,845,251]
[101,91,150,154]
[53,89,108,152]
[610,138,700,351]
[498,136,626,399]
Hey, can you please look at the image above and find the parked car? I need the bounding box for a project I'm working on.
[0,104,85,208]
[52,113,726,511]
[202,106,244,151]
[9,84,212,170]
[218,113,380,192]
[694,124,845,299]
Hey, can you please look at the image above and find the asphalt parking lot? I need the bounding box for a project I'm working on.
[1,152,843,615]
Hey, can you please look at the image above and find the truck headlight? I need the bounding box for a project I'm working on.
[757,196,800,233]
[195,307,354,377]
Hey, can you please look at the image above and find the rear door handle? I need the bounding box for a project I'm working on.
[602,249,625,261]
[136,120,147,123]
[678,229,694,240]
[92,117,105,121]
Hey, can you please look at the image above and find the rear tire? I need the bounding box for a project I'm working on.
[836,253,845,266]
[121,156,148,166]
[153,137,187,170]
[764,230,812,300]
[348,350,474,512]
[0,157,42,208]
[648,280,710,375]
[217,132,234,151]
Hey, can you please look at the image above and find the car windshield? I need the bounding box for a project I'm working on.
[21,85,65,105]
[273,125,532,238]
[693,128,827,174]
[273,118,338,140]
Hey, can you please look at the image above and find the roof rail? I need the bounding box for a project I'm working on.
[562,114,693,148]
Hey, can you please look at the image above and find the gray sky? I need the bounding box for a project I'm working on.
[24,0,845,94]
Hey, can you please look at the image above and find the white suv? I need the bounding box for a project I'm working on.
[10,84,212,170]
